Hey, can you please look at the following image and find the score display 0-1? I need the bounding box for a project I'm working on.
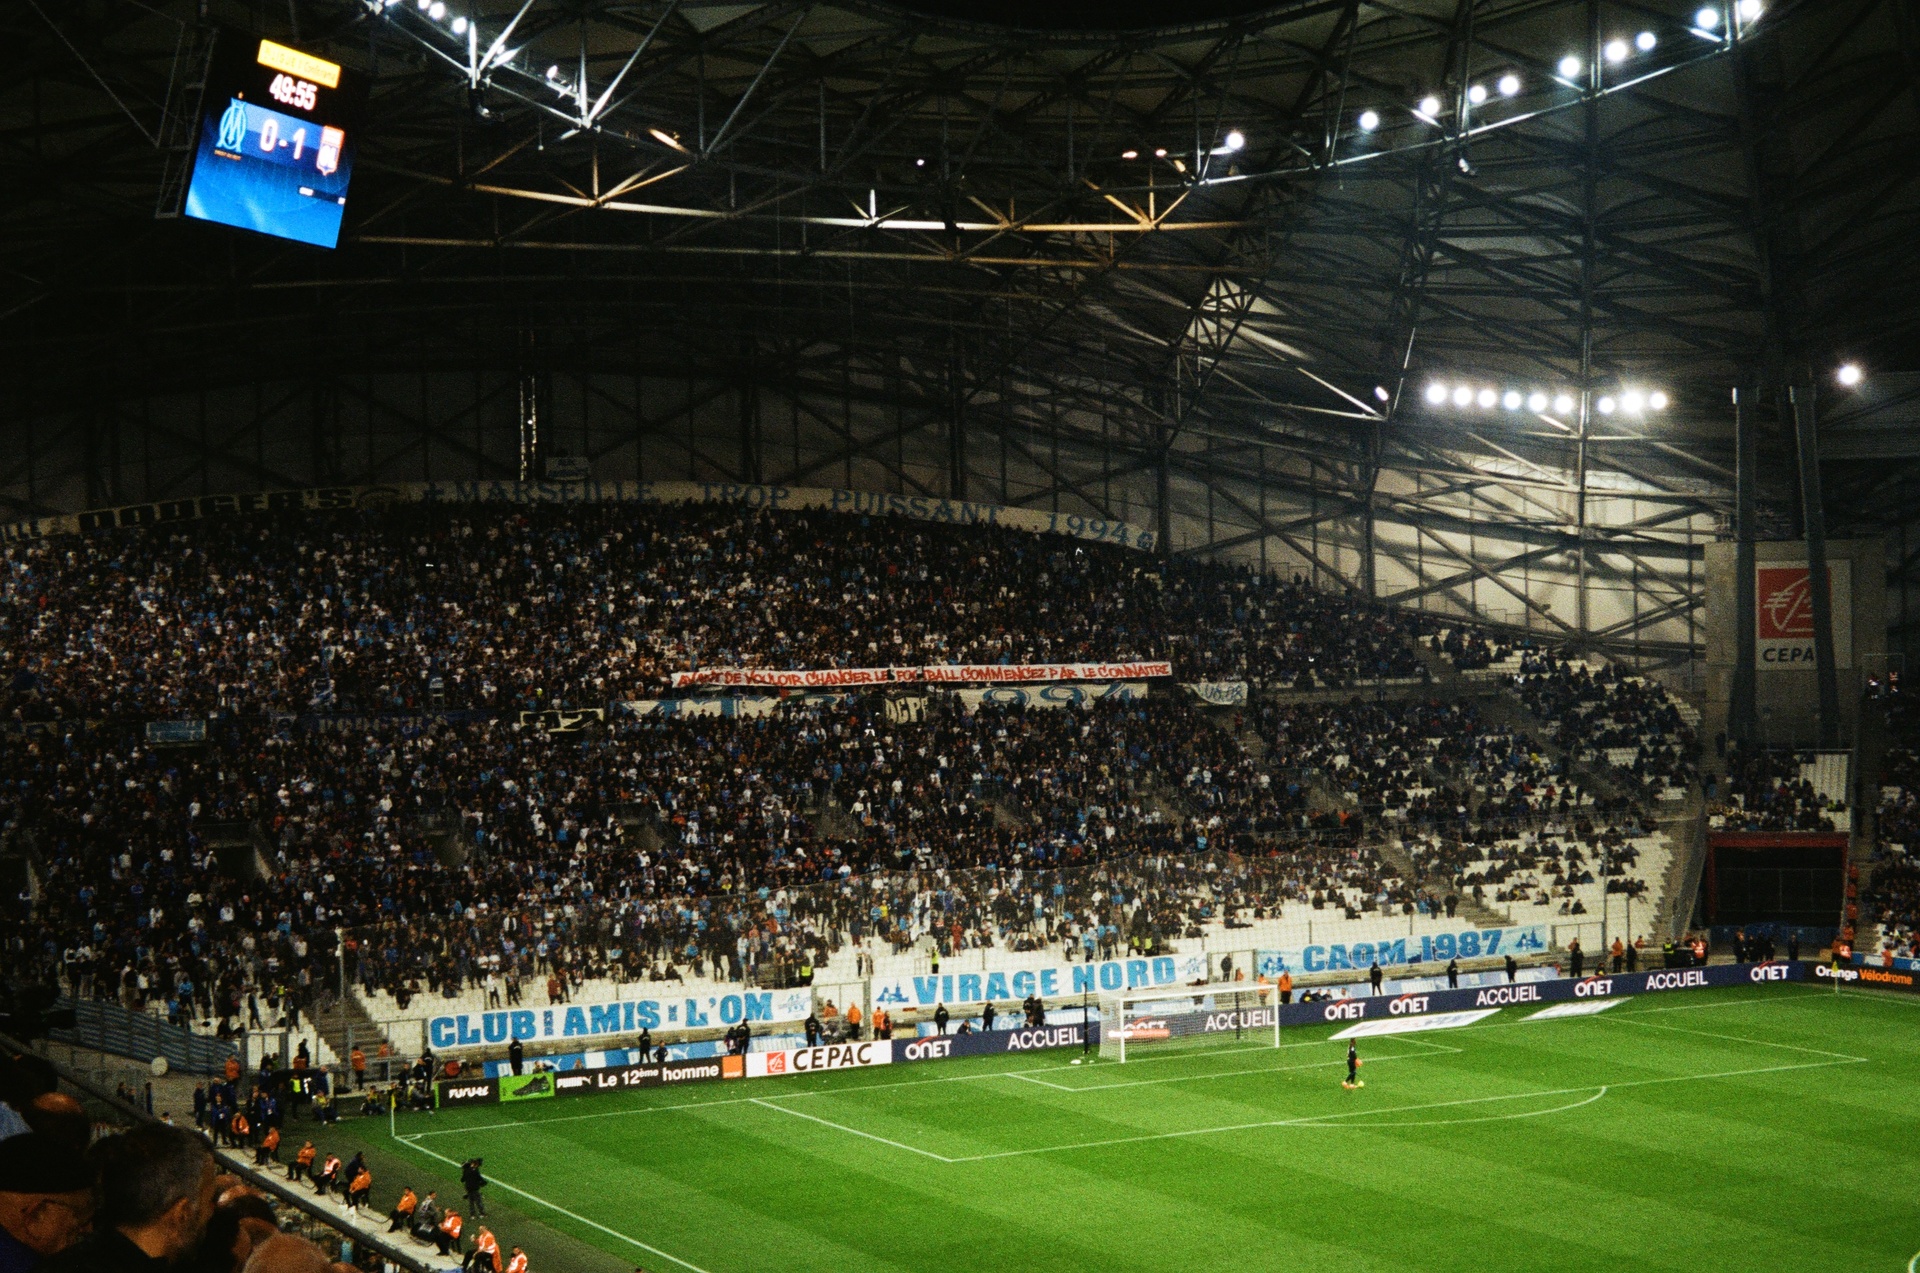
[183,36,366,249]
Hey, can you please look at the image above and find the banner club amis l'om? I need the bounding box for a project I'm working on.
[428,989,809,1049]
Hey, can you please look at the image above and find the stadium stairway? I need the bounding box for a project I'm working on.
[1374,837,1512,929]
[316,990,392,1069]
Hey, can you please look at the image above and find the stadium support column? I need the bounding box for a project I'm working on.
[1789,383,1842,747]
[1729,387,1760,744]
[947,349,966,500]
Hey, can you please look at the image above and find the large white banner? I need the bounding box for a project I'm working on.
[1183,681,1249,706]
[668,661,1172,690]
[1255,924,1549,977]
[1,480,1157,552]
[954,682,1146,711]
[745,1040,892,1078]
[427,986,813,1050]
[873,953,1208,1009]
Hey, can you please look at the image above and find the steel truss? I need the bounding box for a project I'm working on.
[3,0,1917,668]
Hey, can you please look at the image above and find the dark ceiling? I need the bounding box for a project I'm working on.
[3,0,1918,540]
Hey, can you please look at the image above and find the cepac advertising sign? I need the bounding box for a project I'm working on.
[746,1041,892,1078]
[1756,561,1852,669]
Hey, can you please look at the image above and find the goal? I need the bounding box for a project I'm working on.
[1097,982,1280,1062]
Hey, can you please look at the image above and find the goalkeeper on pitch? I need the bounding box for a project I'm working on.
[1342,1041,1364,1089]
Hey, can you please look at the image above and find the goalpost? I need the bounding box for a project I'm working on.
[1097,982,1280,1062]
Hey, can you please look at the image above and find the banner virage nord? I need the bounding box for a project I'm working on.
[873,953,1207,1009]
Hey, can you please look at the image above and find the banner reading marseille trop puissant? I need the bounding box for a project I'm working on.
[427,986,813,1050]
[667,661,1172,690]
[1255,924,1549,976]
[873,953,1208,1009]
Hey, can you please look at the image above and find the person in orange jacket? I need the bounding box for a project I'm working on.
[350,1046,368,1090]
[844,1002,862,1039]
[436,1210,463,1257]
[256,1124,281,1166]
[291,1140,316,1182]
[387,1187,418,1233]
[465,1226,502,1273]
[347,1165,374,1215]
[505,1246,528,1273]
[229,1109,250,1148]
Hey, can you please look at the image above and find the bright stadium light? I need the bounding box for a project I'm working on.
[1527,392,1549,412]
[1223,130,1246,151]
[1622,389,1646,414]
[1695,7,1721,29]
[451,14,468,32]
[1427,383,1449,404]
[1837,362,1864,387]
[1739,0,1762,18]
[1649,391,1670,410]
[1418,95,1443,118]
[1121,149,1138,160]
[1503,391,1524,410]
[1499,74,1522,97]
[1374,385,1392,402]
[1476,388,1498,409]
[1453,385,1474,407]
[1358,109,1381,132]
[1605,39,1630,62]
[1467,84,1488,105]
[1597,396,1617,415]
[1553,394,1575,414]
[1558,55,1582,79]
[1636,31,1657,51]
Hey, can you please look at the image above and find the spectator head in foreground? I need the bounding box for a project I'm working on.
[238,1235,329,1273]
[47,1124,216,1273]
[0,1131,95,1270]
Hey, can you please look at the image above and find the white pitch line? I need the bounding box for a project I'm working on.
[939,1055,1865,1163]
[1295,1086,1611,1129]
[392,1122,715,1273]
[1004,1071,1077,1091]
[1598,1012,1872,1062]
[748,1097,956,1161]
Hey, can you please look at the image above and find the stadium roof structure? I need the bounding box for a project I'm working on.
[5,0,1918,667]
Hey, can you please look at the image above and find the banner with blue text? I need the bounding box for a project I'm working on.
[1256,924,1550,976]
[427,987,812,1050]
[872,953,1207,1009]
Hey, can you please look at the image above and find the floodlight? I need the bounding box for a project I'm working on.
[1468,84,1488,105]
[1837,363,1863,387]
[1419,96,1443,118]
[1499,74,1522,97]
[546,64,560,79]
[1597,396,1617,414]
[1358,110,1381,132]
[1503,391,1524,410]
[429,1,446,16]
[452,15,468,32]
[1553,394,1575,414]
[1605,40,1629,62]
[1738,0,1762,18]
[1527,392,1549,412]
[1375,386,1392,403]
[1121,149,1139,160]
[1636,31,1657,51]
[1452,385,1474,407]
[1476,388,1497,409]
[1622,389,1646,413]
[1648,391,1669,410]
[416,0,431,8]
[1427,383,1449,404]
[1224,131,1246,151]
[915,157,925,167]
[1695,8,1721,29]
[1154,148,1168,158]
[1558,56,1582,78]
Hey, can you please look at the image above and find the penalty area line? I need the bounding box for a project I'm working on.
[747,1097,955,1162]
[391,1125,715,1273]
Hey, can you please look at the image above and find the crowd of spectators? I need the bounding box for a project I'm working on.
[1511,652,1699,795]
[1709,743,1844,833]
[0,500,1683,1041]
[1,503,1435,723]
[1862,682,1920,961]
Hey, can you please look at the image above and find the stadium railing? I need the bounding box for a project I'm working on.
[48,996,240,1075]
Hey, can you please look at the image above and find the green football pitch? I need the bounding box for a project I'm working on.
[387,984,1920,1273]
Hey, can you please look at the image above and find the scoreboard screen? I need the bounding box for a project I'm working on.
[183,36,366,249]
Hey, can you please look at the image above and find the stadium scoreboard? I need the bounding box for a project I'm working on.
[183,36,366,249]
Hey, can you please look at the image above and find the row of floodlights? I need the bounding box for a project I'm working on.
[1354,4,1763,133]
[1423,383,1670,416]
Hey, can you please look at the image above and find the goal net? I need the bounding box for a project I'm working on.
[1098,982,1280,1062]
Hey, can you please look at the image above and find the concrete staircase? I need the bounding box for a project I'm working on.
[1374,837,1512,929]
